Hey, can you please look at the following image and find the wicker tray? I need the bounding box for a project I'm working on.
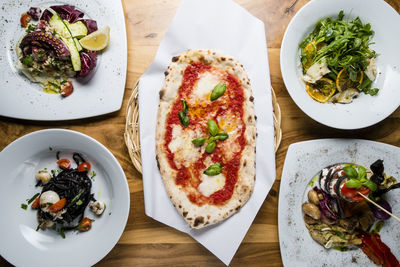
[124,83,282,174]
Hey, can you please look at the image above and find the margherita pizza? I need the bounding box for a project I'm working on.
[156,49,256,229]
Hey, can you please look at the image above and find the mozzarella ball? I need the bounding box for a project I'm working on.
[40,190,60,206]
[35,171,52,184]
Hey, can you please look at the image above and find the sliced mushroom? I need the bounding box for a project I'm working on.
[302,203,321,220]
[308,189,320,205]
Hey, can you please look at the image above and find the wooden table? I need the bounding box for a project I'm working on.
[1,0,399,266]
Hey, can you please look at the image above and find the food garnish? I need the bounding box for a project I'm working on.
[302,160,400,265]
[79,26,110,51]
[210,83,226,101]
[299,11,379,104]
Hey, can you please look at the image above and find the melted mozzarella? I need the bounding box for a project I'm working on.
[198,173,226,197]
[193,71,221,100]
[168,125,202,168]
[302,60,330,83]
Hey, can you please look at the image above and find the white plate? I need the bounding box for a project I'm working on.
[280,0,400,129]
[278,139,400,266]
[0,129,130,266]
[0,0,127,120]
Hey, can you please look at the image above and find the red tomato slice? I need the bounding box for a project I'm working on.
[31,197,40,209]
[20,13,31,28]
[341,184,370,202]
[78,217,92,232]
[57,159,71,170]
[78,162,91,172]
[49,198,66,212]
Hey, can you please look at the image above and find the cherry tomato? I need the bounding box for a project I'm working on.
[57,158,71,170]
[78,217,92,232]
[31,197,40,209]
[20,13,31,28]
[78,162,91,172]
[341,184,371,202]
[49,198,66,212]
[60,81,73,97]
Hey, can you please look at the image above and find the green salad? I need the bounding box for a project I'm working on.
[299,11,379,104]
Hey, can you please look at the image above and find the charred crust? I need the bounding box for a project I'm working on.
[249,96,254,102]
[159,90,165,99]
[221,57,226,61]
[164,70,169,76]
[194,216,204,227]
[183,211,188,217]
[178,205,182,209]
[187,217,192,220]
[207,215,210,219]
[156,155,160,170]
[172,56,179,62]
[243,160,247,167]
[229,209,233,212]
[248,115,252,122]
[235,206,241,211]
[199,55,210,65]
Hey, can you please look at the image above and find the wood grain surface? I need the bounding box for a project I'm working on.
[1,0,400,266]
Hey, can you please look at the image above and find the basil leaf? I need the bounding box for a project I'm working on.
[357,166,367,180]
[204,163,223,176]
[210,83,226,101]
[205,141,216,154]
[178,111,189,128]
[27,193,40,204]
[208,120,219,136]
[21,203,28,210]
[192,137,206,146]
[215,132,229,141]
[363,180,377,191]
[345,179,362,188]
[181,99,188,114]
[343,166,358,179]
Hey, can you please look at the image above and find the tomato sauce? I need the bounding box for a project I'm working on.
[164,62,246,206]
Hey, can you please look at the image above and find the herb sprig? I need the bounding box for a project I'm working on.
[343,165,377,191]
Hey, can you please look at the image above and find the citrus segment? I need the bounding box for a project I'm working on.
[305,77,336,103]
[79,26,110,51]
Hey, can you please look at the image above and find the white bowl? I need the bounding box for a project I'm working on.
[0,129,130,266]
[281,0,400,129]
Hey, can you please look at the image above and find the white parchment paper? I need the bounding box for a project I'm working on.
[138,0,276,264]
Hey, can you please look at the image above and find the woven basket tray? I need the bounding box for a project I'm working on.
[124,83,282,174]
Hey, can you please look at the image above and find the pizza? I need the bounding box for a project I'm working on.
[155,49,256,229]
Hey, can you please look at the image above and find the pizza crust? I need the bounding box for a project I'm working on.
[155,49,256,229]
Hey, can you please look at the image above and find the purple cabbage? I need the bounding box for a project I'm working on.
[79,19,98,34]
[314,186,339,221]
[28,7,42,20]
[40,5,84,23]
[77,50,97,78]
[370,199,392,220]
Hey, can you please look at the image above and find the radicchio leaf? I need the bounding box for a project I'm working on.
[28,7,42,20]
[76,50,97,78]
[79,19,98,34]
[370,199,392,220]
[41,5,84,23]
[314,186,339,221]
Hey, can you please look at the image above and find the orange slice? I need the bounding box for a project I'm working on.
[336,68,364,92]
[302,41,317,72]
[306,78,336,103]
